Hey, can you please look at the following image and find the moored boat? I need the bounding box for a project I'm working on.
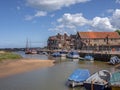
[109,56,120,65]
[67,69,90,87]
[31,49,38,54]
[51,52,60,57]
[84,70,111,90]
[67,51,80,59]
[110,71,120,90]
[25,49,37,54]
[25,49,32,54]
[59,51,67,57]
[84,55,94,61]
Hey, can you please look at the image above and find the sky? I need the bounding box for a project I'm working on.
[0,0,120,48]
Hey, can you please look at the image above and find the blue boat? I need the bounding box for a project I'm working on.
[84,55,94,61]
[67,51,80,59]
[67,69,90,87]
[84,70,111,90]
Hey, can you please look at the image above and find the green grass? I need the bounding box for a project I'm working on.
[0,52,22,61]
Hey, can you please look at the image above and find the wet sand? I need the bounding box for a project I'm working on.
[0,59,55,78]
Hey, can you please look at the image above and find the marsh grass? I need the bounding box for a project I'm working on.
[0,52,22,61]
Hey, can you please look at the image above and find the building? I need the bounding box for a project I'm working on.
[47,33,71,50]
[69,34,76,49]
[76,32,120,51]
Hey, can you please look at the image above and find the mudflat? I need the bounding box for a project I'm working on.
[0,59,55,78]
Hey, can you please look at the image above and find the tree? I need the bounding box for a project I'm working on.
[115,30,120,35]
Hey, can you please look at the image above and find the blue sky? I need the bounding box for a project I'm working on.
[0,0,120,48]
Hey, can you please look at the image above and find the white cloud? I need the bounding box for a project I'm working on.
[35,11,47,17]
[26,0,90,11]
[116,0,120,4]
[25,15,33,21]
[50,9,120,34]
[25,0,90,21]
[57,13,89,26]
[91,17,115,31]
[110,9,120,29]
[49,13,90,34]
[107,9,114,13]
[25,11,47,21]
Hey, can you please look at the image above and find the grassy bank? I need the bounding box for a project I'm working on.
[0,51,22,61]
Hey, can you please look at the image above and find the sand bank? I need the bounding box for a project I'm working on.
[0,59,55,78]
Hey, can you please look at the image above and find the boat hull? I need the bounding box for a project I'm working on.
[67,51,80,59]
[67,80,83,87]
[67,55,79,59]
[67,69,90,88]
[84,83,108,90]
[25,51,37,54]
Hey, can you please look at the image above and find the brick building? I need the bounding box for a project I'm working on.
[76,32,120,51]
[47,33,71,50]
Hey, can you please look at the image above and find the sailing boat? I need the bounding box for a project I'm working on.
[25,39,37,54]
[25,38,31,54]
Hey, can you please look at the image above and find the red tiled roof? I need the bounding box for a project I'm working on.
[78,32,120,39]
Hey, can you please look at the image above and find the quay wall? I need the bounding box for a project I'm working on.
[79,51,120,61]
[40,50,120,61]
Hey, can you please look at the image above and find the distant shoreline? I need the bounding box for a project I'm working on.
[0,58,55,78]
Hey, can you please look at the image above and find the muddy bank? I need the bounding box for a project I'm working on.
[0,59,55,78]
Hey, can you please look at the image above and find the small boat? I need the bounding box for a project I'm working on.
[25,49,32,54]
[67,69,90,87]
[25,39,38,54]
[51,52,60,57]
[31,49,38,54]
[59,51,67,57]
[110,71,120,90]
[109,56,120,65]
[42,52,48,55]
[67,51,80,59]
[84,55,94,61]
[25,49,37,54]
[84,70,111,90]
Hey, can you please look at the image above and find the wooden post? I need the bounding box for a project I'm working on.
[91,80,94,90]
[91,79,95,90]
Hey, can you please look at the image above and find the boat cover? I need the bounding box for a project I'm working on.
[85,70,111,84]
[68,69,90,82]
[110,56,120,64]
[110,71,120,85]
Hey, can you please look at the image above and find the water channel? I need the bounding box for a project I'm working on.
[0,51,117,90]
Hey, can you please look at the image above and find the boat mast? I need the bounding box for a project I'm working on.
[26,38,29,50]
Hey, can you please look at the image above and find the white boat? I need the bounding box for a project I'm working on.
[84,70,111,90]
[59,51,67,57]
[31,49,38,54]
[79,57,85,60]
[67,51,80,59]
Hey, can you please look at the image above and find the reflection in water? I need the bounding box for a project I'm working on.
[15,51,50,60]
[0,51,117,90]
